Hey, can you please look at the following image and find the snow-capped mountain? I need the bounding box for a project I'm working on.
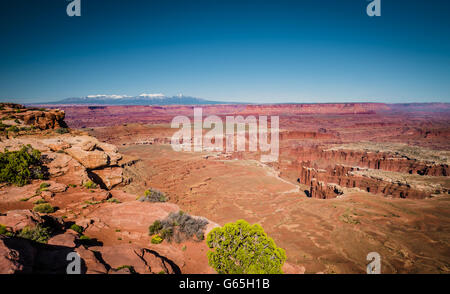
[47,94,229,105]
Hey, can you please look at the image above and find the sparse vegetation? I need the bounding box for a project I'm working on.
[115,265,136,273]
[148,211,208,243]
[151,235,163,244]
[83,180,97,189]
[70,224,84,234]
[17,225,51,243]
[138,188,167,203]
[107,198,121,204]
[33,199,47,205]
[0,224,7,235]
[0,145,46,186]
[33,203,55,214]
[6,125,19,133]
[206,220,286,274]
[339,213,360,224]
[55,128,69,134]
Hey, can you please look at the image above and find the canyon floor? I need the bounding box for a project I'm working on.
[1,103,449,273]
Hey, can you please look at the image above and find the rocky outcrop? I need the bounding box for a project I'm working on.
[2,134,126,189]
[0,103,67,130]
[294,146,449,177]
[89,167,123,190]
[298,164,446,199]
[0,208,183,274]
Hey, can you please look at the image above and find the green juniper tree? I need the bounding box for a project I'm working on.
[206,220,286,274]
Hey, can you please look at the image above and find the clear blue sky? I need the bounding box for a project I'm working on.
[0,0,449,103]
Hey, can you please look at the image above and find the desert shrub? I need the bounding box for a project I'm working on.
[0,123,11,131]
[206,220,286,274]
[138,188,167,203]
[149,220,162,235]
[6,125,19,133]
[33,203,55,214]
[70,224,83,234]
[39,182,50,190]
[115,265,136,273]
[17,225,51,243]
[151,235,163,244]
[55,128,69,134]
[0,224,7,235]
[148,211,208,243]
[106,198,121,204]
[33,199,47,205]
[79,235,90,241]
[0,145,46,186]
[83,180,97,189]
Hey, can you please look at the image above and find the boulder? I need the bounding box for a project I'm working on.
[65,147,109,169]
[47,231,78,248]
[0,236,36,274]
[91,167,123,190]
[74,246,108,274]
[0,210,43,232]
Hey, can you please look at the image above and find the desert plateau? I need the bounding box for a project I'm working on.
[0,102,448,274]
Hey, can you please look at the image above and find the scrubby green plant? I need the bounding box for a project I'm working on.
[151,235,163,244]
[148,211,208,243]
[33,203,55,214]
[83,180,97,189]
[33,199,47,205]
[115,265,136,273]
[70,224,83,234]
[0,224,7,235]
[107,198,121,204]
[55,128,69,134]
[0,145,46,186]
[138,188,167,202]
[206,220,286,274]
[39,182,50,190]
[149,220,162,235]
[84,200,102,206]
[6,125,19,133]
[79,235,91,241]
[17,225,51,243]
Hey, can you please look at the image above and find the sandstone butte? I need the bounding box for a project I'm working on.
[0,103,304,274]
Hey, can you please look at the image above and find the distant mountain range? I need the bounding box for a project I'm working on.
[43,94,235,105]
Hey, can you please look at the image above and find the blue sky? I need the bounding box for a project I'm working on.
[0,0,449,103]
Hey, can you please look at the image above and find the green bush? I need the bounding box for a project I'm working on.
[33,203,55,214]
[6,125,19,133]
[33,199,47,205]
[149,220,162,235]
[0,224,7,235]
[151,235,163,244]
[83,180,97,189]
[206,220,286,274]
[138,188,167,202]
[17,225,51,243]
[0,145,46,186]
[70,224,83,234]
